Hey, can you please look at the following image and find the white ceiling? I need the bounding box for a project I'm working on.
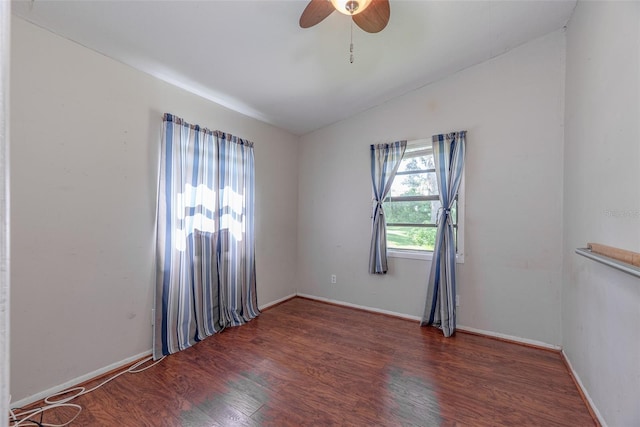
[12,0,576,135]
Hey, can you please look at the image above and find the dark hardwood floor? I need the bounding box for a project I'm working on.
[22,297,596,426]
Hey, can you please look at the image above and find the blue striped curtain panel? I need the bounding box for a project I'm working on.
[154,114,259,359]
[369,141,407,274]
[421,131,466,337]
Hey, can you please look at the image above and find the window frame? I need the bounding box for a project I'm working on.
[385,139,465,263]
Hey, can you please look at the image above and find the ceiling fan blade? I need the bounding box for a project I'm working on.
[353,0,390,33]
[300,0,335,28]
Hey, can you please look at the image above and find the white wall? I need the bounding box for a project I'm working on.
[298,31,566,346]
[563,2,640,426]
[9,17,298,403]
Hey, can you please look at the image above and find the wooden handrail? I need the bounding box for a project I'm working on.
[576,243,640,279]
[587,243,640,267]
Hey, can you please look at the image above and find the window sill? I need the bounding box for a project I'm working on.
[388,249,464,263]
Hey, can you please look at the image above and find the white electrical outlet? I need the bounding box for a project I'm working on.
[331,274,337,284]
[455,295,460,307]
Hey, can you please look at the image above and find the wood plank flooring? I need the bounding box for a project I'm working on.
[19,297,596,426]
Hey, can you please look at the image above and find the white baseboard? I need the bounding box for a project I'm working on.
[259,293,296,310]
[9,350,152,409]
[456,325,561,351]
[561,349,607,427]
[296,293,561,350]
[296,293,422,321]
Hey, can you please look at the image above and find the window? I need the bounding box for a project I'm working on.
[383,139,463,260]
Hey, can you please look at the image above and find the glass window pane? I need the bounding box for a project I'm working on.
[450,200,457,224]
[387,225,458,252]
[389,172,438,197]
[397,152,435,173]
[387,225,437,251]
[383,200,441,225]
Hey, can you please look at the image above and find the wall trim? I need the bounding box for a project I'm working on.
[10,350,152,410]
[296,293,422,321]
[296,293,561,350]
[561,349,606,427]
[456,325,561,351]
[259,293,296,311]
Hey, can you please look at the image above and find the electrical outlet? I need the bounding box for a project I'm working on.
[455,295,460,307]
[331,274,337,284]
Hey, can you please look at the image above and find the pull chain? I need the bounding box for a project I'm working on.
[350,19,354,64]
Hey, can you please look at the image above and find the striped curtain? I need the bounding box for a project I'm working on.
[369,141,407,274]
[154,114,259,359]
[421,131,466,337]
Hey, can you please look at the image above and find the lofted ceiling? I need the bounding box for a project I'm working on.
[12,0,576,135]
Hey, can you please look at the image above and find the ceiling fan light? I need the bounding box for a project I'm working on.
[330,0,373,16]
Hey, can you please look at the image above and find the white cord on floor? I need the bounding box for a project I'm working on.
[8,356,165,427]
[9,402,82,427]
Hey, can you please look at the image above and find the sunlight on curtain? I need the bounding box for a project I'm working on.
[421,131,466,337]
[154,114,258,358]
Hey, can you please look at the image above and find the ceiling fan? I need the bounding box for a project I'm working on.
[299,0,391,33]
